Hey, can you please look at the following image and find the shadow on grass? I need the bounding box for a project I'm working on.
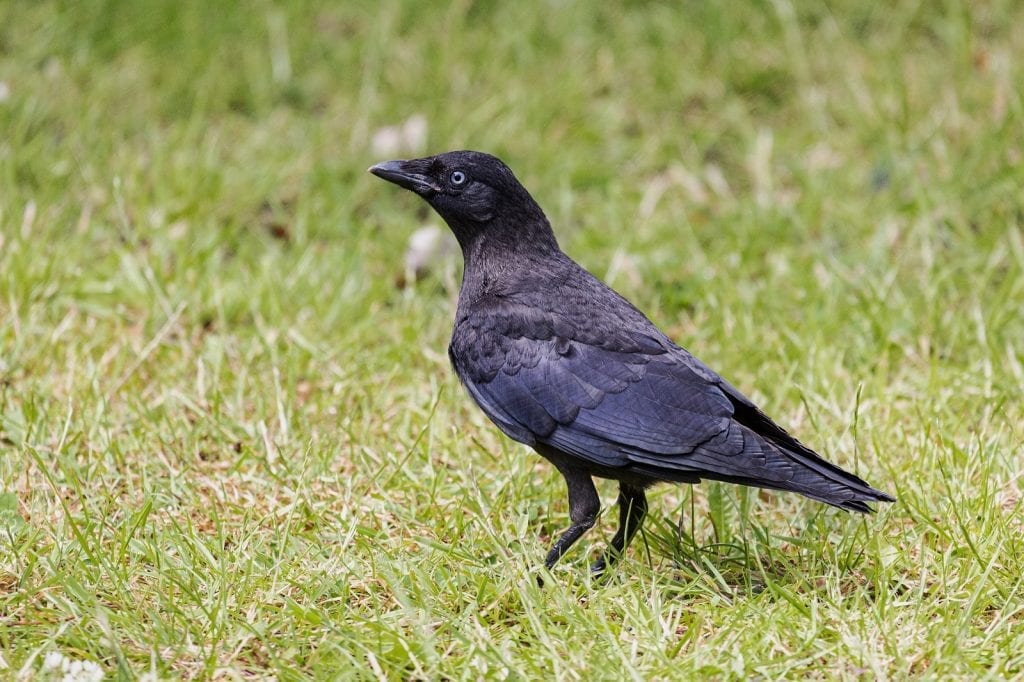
[609,498,883,603]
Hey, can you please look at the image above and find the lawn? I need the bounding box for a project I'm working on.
[1,0,1023,678]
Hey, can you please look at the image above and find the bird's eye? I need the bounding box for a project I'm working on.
[450,170,467,186]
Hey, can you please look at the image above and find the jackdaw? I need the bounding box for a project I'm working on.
[370,150,894,576]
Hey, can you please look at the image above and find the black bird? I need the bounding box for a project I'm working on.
[370,151,895,576]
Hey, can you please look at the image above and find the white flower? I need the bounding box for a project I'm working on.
[371,114,429,156]
[39,651,103,681]
[63,658,103,681]
[42,652,66,671]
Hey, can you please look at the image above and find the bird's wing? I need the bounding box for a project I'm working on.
[450,296,892,509]
[449,300,794,482]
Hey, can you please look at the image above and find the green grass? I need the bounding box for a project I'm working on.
[2,0,1023,678]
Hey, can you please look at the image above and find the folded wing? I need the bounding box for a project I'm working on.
[450,302,892,510]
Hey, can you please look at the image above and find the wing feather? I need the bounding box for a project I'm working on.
[448,280,892,510]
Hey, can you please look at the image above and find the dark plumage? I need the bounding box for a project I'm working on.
[370,150,895,576]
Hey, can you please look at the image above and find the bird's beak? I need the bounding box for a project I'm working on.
[368,159,441,196]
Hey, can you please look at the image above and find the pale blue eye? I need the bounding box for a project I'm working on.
[450,171,466,185]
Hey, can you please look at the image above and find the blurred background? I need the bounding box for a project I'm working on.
[3,1,1021,388]
[1,0,1023,678]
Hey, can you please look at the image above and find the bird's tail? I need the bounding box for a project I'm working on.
[736,410,895,512]
[772,446,896,513]
[634,429,896,512]
[702,386,894,512]
[697,460,894,513]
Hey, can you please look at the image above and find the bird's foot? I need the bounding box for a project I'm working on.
[590,549,624,579]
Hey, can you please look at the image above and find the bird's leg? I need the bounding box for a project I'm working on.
[591,484,647,576]
[543,467,600,570]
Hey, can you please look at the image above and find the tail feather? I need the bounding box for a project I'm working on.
[725,394,896,511]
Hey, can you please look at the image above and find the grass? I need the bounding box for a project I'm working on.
[1,0,1023,678]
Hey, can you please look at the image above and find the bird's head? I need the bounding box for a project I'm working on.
[369,150,553,252]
